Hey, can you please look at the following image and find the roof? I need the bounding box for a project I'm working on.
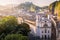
[44,23,48,28]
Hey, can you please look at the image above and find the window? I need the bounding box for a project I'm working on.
[48,30,49,33]
[42,31,43,33]
[45,35,46,39]
[45,29,47,33]
[48,35,49,39]
[42,35,43,38]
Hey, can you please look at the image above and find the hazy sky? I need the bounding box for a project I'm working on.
[0,0,56,7]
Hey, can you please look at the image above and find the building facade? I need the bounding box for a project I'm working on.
[36,13,52,39]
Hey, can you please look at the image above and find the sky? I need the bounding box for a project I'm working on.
[0,0,57,7]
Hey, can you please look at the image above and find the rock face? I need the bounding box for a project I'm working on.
[49,1,60,21]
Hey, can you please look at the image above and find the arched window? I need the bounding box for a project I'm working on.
[44,24,48,33]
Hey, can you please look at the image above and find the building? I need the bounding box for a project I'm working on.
[36,13,52,39]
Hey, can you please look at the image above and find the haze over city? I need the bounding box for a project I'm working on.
[0,0,60,40]
[0,0,56,7]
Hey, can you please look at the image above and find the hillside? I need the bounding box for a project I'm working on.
[49,1,60,21]
[16,2,41,12]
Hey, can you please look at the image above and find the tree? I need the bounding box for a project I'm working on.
[16,23,30,36]
[4,16,18,34]
[0,16,18,40]
[0,16,30,40]
[4,34,28,40]
[0,16,18,34]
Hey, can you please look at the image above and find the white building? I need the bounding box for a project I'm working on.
[36,13,52,39]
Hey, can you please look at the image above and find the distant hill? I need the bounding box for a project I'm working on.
[16,2,41,12]
[42,6,48,9]
[49,1,60,21]
[0,4,15,14]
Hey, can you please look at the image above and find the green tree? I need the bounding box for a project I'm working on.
[4,34,28,40]
[0,16,18,40]
[4,16,18,34]
[0,16,18,33]
[16,23,30,36]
